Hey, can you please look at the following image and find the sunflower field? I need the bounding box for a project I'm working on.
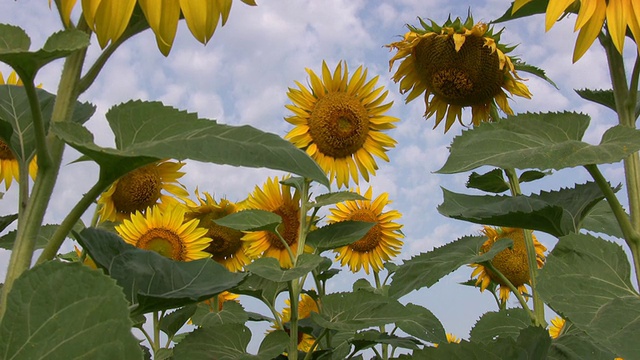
[0,0,639,359]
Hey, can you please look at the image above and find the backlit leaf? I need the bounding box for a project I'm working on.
[306,221,375,251]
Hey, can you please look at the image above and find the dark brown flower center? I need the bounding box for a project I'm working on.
[482,230,529,287]
[137,228,184,260]
[414,34,503,106]
[346,209,380,253]
[268,203,300,250]
[308,92,370,158]
[112,164,162,214]
[0,140,15,160]
[205,224,244,260]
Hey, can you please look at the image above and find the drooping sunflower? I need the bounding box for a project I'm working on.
[185,190,251,272]
[285,61,399,188]
[115,205,210,261]
[386,15,532,132]
[513,0,640,62]
[0,71,38,190]
[470,226,547,303]
[328,186,404,274]
[241,176,312,268]
[53,0,256,55]
[276,293,319,352]
[97,160,189,223]
[548,316,566,339]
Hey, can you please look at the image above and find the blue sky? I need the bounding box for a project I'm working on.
[0,0,627,344]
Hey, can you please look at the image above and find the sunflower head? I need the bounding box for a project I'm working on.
[548,316,566,339]
[470,226,546,303]
[328,186,404,274]
[97,160,189,223]
[185,190,250,272]
[285,61,399,188]
[387,14,532,132]
[115,205,211,261]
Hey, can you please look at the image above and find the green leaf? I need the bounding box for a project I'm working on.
[0,223,72,250]
[53,100,328,186]
[245,253,325,282]
[470,308,532,343]
[438,182,606,237]
[155,348,172,360]
[198,301,249,327]
[0,261,142,359]
[395,303,447,344]
[76,227,246,316]
[515,62,558,89]
[306,221,375,252]
[0,86,95,164]
[437,113,640,173]
[538,233,639,358]
[159,304,197,339]
[313,191,368,208]
[213,209,281,231]
[580,200,625,239]
[310,291,412,331]
[256,330,289,360]
[466,168,509,193]
[389,236,513,299]
[0,213,17,233]
[350,330,420,352]
[549,322,616,360]
[172,324,252,360]
[518,170,550,183]
[230,273,287,309]
[575,89,616,113]
[0,28,90,79]
[492,0,549,23]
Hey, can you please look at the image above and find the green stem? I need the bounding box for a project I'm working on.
[36,179,110,264]
[504,168,546,327]
[152,311,161,355]
[485,262,535,322]
[303,329,327,360]
[374,271,388,360]
[287,280,300,360]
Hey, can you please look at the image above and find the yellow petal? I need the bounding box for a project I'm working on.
[81,0,101,30]
[139,0,180,56]
[606,0,627,53]
[628,0,640,53]
[179,0,221,44]
[93,0,136,48]
[59,0,78,27]
[573,0,606,62]
[512,0,533,14]
[545,0,576,31]
[574,0,598,31]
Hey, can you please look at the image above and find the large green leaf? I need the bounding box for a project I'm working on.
[389,237,513,299]
[437,113,640,173]
[230,272,287,309]
[438,182,606,237]
[548,322,616,360]
[306,221,375,252]
[538,233,639,358]
[53,100,328,186]
[0,25,90,79]
[159,305,197,339]
[75,227,246,316]
[395,303,447,344]
[310,291,412,331]
[0,86,95,163]
[245,253,325,282]
[580,200,625,239]
[213,210,281,232]
[466,168,509,193]
[197,301,250,327]
[469,308,532,343]
[0,261,142,360]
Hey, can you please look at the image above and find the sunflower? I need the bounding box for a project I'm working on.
[53,0,256,55]
[285,61,399,188]
[115,205,210,261]
[328,186,403,274]
[241,176,312,268]
[185,190,251,272]
[548,316,566,339]
[202,291,240,312]
[0,71,38,190]
[277,293,319,352]
[470,226,547,303]
[434,333,462,347]
[513,0,640,62]
[386,15,532,132]
[97,160,189,223]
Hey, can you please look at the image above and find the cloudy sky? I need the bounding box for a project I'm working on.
[0,0,629,343]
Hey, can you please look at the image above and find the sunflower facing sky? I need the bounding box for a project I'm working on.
[513,0,640,62]
[97,160,189,223]
[276,293,319,353]
[0,71,38,191]
[115,205,210,261]
[285,61,399,188]
[386,15,532,132]
[52,0,257,55]
[185,190,250,272]
[241,176,313,268]
[470,226,547,303]
[328,186,403,274]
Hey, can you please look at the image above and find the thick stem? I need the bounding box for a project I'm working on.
[287,280,300,360]
[374,271,389,360]
[36,179,109,264]
[504,168,546,327]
